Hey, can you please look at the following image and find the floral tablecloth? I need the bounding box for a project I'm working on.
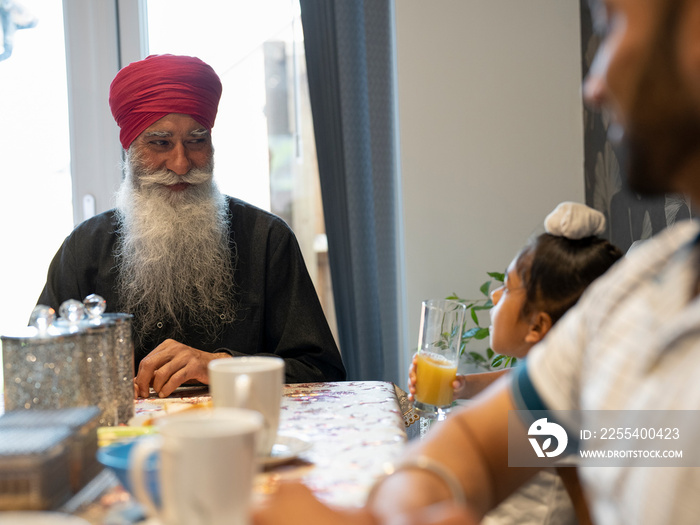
[131,381,407,508]
[0,381,408,519]
[263,381,407,506]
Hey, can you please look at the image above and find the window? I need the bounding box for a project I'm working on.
[0,2,337,397]
[0,0,336,364]
[0,1,73,340]
[143,0,336,340]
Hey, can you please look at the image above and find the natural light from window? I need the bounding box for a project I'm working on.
[146,0,336,340]
[0,0,74,392]
[0,0,337,394]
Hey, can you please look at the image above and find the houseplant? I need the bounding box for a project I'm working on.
[447,271,519,371]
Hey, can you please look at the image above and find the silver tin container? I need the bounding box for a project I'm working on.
[101,313,135,425]
[2,326,87,412]
[2,313,135,426]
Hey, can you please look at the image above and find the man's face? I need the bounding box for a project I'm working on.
[583,0,655,133]
[130,113,214,193]
[584,0,700,196]
[114,113,234,343]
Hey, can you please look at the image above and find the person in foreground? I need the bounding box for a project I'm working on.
[37,54,345,397]
[253,0,700,523]
[408,201,621,525]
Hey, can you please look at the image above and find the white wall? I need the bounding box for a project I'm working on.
[395,1,585,360]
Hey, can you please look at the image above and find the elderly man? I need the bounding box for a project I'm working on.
[38,54,345,397]
[253,0,700,524]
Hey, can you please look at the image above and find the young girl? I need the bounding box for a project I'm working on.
[409,201,623,525]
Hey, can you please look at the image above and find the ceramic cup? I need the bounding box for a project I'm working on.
[208,356,285,456]
[129,408,263,525]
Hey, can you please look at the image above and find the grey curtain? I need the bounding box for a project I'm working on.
[300,0,403,383]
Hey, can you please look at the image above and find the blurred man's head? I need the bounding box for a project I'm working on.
[109,56,236,349]
[583,0,700,197]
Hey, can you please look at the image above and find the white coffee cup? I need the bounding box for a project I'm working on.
[129,408,263,525]
[208,356,285,456]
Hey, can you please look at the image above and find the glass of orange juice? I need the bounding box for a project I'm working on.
[413,299,467,419]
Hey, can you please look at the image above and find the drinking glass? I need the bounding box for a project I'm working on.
[413,299,467,419]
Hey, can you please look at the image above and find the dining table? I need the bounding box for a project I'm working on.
[0,380,410,523]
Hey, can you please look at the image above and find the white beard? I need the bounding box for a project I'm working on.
[114,151,237,347]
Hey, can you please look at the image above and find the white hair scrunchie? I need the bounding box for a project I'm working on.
[544,202,606,240]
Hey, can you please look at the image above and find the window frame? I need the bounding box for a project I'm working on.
[62,0,147,224]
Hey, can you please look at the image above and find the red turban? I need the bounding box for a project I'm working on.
[109,54,223,149]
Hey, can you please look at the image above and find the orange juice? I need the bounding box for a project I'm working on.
[414,351,457,407]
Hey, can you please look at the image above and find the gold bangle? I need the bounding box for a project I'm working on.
[367,455,467,507]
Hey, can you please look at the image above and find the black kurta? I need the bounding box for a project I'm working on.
[37,196,346,383]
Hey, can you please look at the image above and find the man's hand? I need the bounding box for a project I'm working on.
[134,339,229,398]
[252,482,477,525]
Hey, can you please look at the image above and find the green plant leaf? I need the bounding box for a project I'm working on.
[470,308,479,325]
[472,304,492,312]
[474,328,489,340]
[486,348,494,359]
[468,351,487,363]
[488,271,505,282]
[479,280,491,297]
[463,327,481,338]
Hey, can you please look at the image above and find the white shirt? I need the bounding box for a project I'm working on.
[482,469,576,525]
[521,219,700,525]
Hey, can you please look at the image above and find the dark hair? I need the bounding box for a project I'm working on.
[514,233,623,324]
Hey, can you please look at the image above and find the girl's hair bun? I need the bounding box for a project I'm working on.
[544,202,606,240]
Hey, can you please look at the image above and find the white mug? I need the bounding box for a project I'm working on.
[129,408,263,525]
[208,356,285,456]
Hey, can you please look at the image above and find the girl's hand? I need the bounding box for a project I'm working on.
[408,353,466,402]
[452,375,469,400]
[408,353,418,401]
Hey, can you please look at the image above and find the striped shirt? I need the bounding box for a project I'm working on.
[512,219,700,525]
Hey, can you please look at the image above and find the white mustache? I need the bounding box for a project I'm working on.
[138,167,213,189]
